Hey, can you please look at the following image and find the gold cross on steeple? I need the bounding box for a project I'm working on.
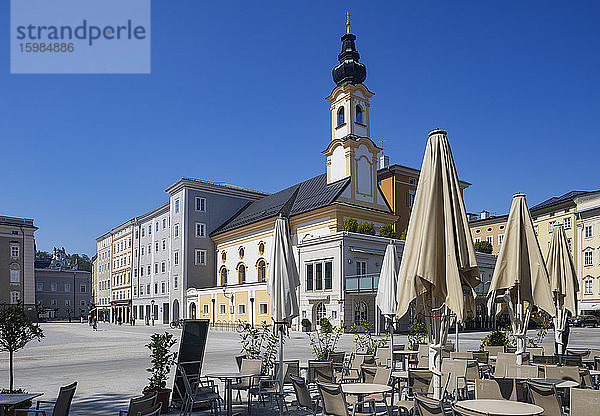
[346,11,351,34]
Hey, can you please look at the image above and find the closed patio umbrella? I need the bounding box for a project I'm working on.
[376,242,399,369]
[267,215,300,410]
[546,224,578,355]
[487,194,555,365]
[396,129,480,399]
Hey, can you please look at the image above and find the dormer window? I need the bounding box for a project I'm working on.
[337,107,345,127]
[356,105,363,124]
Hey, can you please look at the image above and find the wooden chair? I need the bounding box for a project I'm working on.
[290,375,319,415]
[413,393,446,416]
[475,379,515,401]
[545,365,581,383]
[450,352,473,360]
[177,364,221,416]
[316,382,376,416]
[139,403,162,416]
[526,380,564,416]
[119,393,157,416]
[570,388,600,416]
[230,358,262,402]
[308,360,334,383]
[441,359,467,400]
[483,345,504,357]
[16,382,77,416]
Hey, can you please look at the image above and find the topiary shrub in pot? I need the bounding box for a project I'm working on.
[144,332,178,414]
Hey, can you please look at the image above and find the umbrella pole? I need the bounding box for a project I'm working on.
[455,315,459,352]
[389,316,395,370]
[278,323,284,416]
[427,295,443,400]
[516,284,524,365]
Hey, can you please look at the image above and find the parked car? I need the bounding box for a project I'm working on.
[570,315,599,327]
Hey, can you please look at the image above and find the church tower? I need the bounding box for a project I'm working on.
[323,17,384,209]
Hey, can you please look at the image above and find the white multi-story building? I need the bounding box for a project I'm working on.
[575,191,600,312]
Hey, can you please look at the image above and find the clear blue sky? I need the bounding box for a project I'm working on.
[2,1,599,256]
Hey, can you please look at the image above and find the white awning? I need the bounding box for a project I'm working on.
[579,302,600,311]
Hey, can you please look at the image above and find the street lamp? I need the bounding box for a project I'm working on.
[151,299,155,326]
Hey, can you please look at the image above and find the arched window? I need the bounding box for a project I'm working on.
[189,302,196,319]
[257,259,267,282]
[337,107,345,127]
[238,247,245,259]
[354,301,367,323]
[356,105,363,124]
[315,302,327,324]
[220,267,228,286]
[238,263,246,284]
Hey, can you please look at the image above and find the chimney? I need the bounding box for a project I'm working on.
[379,154,390,169]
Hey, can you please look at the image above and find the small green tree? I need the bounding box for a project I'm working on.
[308,323,343,360]
[0,305,44,391]
[474,241,493,254]
[239,322,279,373]
[407,321,427,350]
[343,218,358,232]
[145,332,178,392]
[357,221,375,235]
[378,224,396,238]
[350,319,387,354]
[400,229,408,240]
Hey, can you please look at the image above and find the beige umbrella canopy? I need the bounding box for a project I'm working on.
[546,224,578,354]
[396,129,480,399]
[487,194,555,364]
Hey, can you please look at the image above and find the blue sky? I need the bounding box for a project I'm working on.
[2,1,599,256]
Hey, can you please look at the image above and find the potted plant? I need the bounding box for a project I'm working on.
[301,318,311,332]
[144,332,178,414]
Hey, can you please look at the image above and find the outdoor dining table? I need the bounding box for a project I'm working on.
[530,378,579,388]
[341,383,392,412]
[206,372,253,416]
[392,350,418,370]
[0,393,43,416]
[455,399,543,416]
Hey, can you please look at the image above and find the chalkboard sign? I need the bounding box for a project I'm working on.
[171,319,210,407]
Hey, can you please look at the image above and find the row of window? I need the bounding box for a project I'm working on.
[583,278,600,295]
[196,302,269,316]
[219,259,266,286]
[306,261,333,291]
[114,255,131,268]
[36,283,87,292]
[48,299,87,307]
[112,289,130,300]
[336,105,364,127]
[114,239,131,253]
[112,272,130,287]
[583,249,600,267]
[474,234,505,246]
[133,281,169,297]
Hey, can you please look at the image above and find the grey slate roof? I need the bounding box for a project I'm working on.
[211,174,350,235]
[530,190,591,211]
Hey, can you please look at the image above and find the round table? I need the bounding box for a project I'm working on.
[342,383,392,411]
[456,399,543,416]
[206,372,253,416]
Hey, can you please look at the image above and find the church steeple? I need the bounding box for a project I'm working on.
[332,32,367,87]
[323,18,381,194]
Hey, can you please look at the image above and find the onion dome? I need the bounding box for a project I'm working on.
[332,33,367,87]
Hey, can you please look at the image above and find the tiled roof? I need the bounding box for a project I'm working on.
[530,190,591,211]
[211,174,350,235]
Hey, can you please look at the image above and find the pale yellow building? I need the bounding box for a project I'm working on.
[574,191,600,312]
[110,220,134,323]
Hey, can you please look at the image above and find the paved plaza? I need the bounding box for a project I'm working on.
[2,323,600,415]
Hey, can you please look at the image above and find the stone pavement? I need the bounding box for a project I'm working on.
[1,322,599,415]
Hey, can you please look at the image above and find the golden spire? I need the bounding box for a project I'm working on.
[346,11,351,34]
